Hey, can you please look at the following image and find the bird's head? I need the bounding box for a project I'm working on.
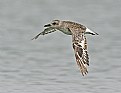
[44,20,61,28]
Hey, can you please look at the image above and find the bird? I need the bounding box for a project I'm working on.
[32,20,98,76]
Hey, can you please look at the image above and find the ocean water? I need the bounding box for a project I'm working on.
[0,0,121,93]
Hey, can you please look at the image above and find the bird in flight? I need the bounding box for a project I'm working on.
[32,20,98,76]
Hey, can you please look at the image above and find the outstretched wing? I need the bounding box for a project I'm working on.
[72,33,89,76]
[31,27,56,40]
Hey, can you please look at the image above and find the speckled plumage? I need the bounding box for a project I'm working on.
[32,20,98,76]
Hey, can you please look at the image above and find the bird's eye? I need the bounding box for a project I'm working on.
[52,22,56,25]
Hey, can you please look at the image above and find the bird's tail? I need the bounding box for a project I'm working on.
[85,28,99,35]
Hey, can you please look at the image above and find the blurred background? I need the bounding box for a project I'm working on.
[0,0,121,93]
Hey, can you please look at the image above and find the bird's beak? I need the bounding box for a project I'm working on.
[44,24,51,27]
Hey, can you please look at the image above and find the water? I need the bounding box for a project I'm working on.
[0,0,121,93]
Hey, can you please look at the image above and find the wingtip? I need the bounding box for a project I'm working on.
[31,38,35,40]
[31,37,37,40]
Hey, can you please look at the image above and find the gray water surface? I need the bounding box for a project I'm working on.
[0,0,121,93]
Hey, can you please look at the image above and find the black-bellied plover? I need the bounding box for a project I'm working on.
[32,20,98,76]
